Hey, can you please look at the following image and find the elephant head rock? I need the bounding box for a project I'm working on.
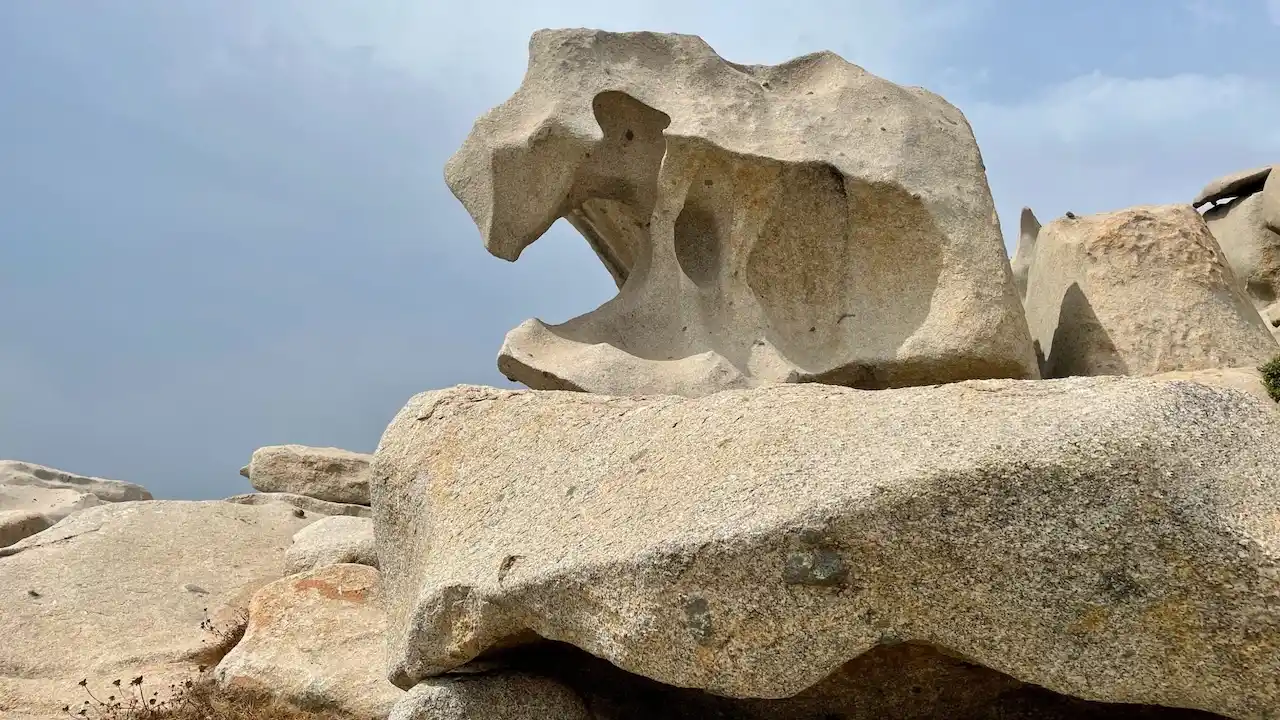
[445,29,1039,397]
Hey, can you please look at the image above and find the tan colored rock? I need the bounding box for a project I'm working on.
[0,510,52,550]
[1193,165,1273,208]
[215,564,402,719]
[389,673,589,720]
[1150,366,1275,406]
[1199,166,1280,341]
[1021,204,1277,377]
[446,29,1038,397]
[223,492,371,518]
[1010,206,1041,301]
[242,445,372,505]
[0,485,98,548]
[372,381,1280,718]
[0,501,312,719]
[0,460,151,549]
[0,459,152,503]
[283,516,376,575]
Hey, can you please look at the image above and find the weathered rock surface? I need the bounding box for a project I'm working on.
[390,672,590,720]
[215,564,402,719]
[0,501,312,719]
[283,516,377,575]
[1019,204,1277,377]
[403,641,1219,719]
[0,460,153,548]
[0,510,53,549]
[0,460,153,503]
[242,445,372,505]
[1010,206,1041,300]
[1198,166,1280,340]
[223,492,371,518]
[372,381,1280,719]
[446,29,1038,397]
[0,485,98,548]
[1150,366,1275,406]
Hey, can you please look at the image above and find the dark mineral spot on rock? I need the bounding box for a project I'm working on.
[624,128,634,141]
[684,597,714,645]
[784,548,847,587]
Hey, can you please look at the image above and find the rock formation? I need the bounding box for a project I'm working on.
[223,491,372,518]
[0,501,311,719]
[214,564,403,719]
[445,29,1038,397]
[1017,204,1277,377]
[371,380,1280,718]
[1195,165,1280,336]
[0,460,152,548]
[283,515,377,575]
[241,445,373,505]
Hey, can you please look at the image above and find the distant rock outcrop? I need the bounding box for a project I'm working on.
[0,460,152,548]
[1196,165,1280,337]
[446,28,1038,397]
[241,445,372,506]
[1018,204,1277,377]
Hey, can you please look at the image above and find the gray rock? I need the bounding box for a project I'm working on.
[0,459,152,503]
[446,29,1038,397]
[242,445,372,505]
[283,515,377,574]
[372,381,1280,718]
[215,564,402,720]
[1021,204,1277,377]
[223,492,371,518]
[1193,165,1272,208]
[1010,206,1041,300]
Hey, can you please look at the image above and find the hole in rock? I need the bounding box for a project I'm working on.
[463,640,1225,719]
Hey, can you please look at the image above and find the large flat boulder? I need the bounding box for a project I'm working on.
[0,460,152,549]
[372,381,1280,719]
[283,515,377,574]
[241,445,372,505]
[1020,204,1277,377]
[446,29,1038,397]
[0,501,312,719]
[215,564,402,719]
[0,460,152,503]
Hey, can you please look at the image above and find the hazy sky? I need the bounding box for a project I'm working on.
[1,1,1278,499]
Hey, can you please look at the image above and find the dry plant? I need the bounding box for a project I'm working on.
[61,608,351,720]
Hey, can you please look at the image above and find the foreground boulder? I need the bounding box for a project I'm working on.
[446,29,1038,397]
[1019,204,1277,377]
[372,381,1280,718]
[0,501,312,719]
[390,641,1221,719]
[241,445,372,505]
[283,515,377,574]
[1197,165,1280,336]
[215,564,402,719]
[0,460,153,548]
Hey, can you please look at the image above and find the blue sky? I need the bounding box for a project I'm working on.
[1,1,1277,499]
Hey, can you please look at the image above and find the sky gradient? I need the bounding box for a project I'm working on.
[2,1,1278,499]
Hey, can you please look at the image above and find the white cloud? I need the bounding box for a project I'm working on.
[965,71,1280,248]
